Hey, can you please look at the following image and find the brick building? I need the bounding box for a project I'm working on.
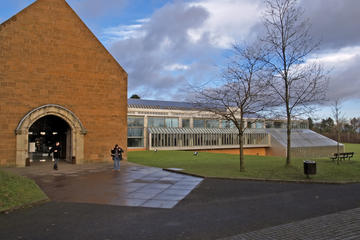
[0,0,128,167]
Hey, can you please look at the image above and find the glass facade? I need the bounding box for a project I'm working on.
[128,116,144,147]
[128,138,144,148]
[206,119,219,128]
[148,117,165,128]
[165,118,179,128]
[182,119,190,128]
[222,120,236,129]
[194,119,220,128]
[193,119,205,128]
[266,120,308,129]
[256,122,264,129]
[128,112,307,149]
[128,128,143,137]
[128,117,144,127]
[274,121,283,128]
[148,117,179,128]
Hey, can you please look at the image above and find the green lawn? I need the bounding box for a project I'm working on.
[128,143,360,183]
[0,169,48,212]
[344,143,360,157]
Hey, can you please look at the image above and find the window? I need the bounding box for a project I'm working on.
[194,119,220,128]
[247,122,253,128]
[128,128,143,137]
[182,119,190,128]
[128,116,144,147]
[222,120,236,129]
[128,117,144,127]
[128,138,144,148]
[148,117,165,128]
[148,117,179,128]
[256,122,264,129]
[206,119,219,128]
[165,118,179,128]
[194,119,205,128]
[222,120,230,128]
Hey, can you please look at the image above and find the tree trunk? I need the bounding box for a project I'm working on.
[286,111,291,166]
[336,125,340,165]
[239,133,245,172]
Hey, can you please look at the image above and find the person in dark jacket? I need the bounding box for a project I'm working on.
[111,144,123,171]
[49,141,61,170]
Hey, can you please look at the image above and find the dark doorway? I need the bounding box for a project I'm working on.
[28,115,71,163]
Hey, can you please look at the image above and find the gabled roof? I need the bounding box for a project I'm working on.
[0,0,126,75]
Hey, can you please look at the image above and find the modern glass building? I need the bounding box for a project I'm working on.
[127,99,313,156]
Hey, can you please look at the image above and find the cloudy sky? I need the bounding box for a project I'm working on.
[1,0,360,119]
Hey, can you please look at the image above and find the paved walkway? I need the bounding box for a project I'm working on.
[4,161,203,209]
[2,177,360,239]
[221,207,360,240]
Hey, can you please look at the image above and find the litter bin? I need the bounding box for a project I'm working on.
[304,160,316,177]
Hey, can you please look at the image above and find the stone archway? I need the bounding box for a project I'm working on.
[15,104,87,167]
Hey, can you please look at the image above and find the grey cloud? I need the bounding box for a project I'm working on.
[143,1,209,52]
[110,1,222,100]
[249,0,360,50]
[301,0,360,101]
[301,0,360,50]
[327,55,360,101]
[249,0,360,102]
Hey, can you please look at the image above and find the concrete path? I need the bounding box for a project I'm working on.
[5,161,203,209]
[220,207,360,240]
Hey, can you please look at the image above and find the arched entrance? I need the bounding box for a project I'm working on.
[28,115,71,163]
[15,104,87,167]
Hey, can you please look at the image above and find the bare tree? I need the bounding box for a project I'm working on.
[261,0,328,166]
[332,99,343,165]
[195,43,270,172]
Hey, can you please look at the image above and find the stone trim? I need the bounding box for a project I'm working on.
[16,104,87,135]
[15,104,86,167]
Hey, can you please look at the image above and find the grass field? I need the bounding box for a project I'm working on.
[128,143,360,183]
[0,170,48,212]
[344,143,360,156]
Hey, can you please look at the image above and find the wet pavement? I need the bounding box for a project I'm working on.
[5,161,203,209]
[2,178,360,240]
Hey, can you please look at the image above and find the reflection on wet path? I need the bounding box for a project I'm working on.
[5,162,203,209]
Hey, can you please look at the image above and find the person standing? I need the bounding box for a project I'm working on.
[111,144,123,171]
[49,141,61,170]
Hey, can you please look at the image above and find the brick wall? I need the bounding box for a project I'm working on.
[0,0,128,166]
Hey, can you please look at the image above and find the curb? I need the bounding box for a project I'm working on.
[0,198,50,215]
[163,168,205,178]
[163,168,359,185]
